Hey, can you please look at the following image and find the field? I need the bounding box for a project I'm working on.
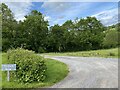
[1,53,69,88]
[42,48,119,58]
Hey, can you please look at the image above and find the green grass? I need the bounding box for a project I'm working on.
[2,53,69,88]
[42,48,119,58]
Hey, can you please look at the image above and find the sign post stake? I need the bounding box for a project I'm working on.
[7,70,10,81]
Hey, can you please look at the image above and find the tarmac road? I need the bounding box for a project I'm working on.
[45,56,118,88]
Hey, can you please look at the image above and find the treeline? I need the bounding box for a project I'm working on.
[1,3,120,53]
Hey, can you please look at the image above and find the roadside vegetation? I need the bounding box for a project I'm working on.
[42,48,119,58]
[2,49,69,88]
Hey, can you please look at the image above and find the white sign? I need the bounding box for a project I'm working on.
[1,64,16,81]
[2,64,16,71]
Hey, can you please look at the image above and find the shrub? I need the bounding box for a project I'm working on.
[108,52,115,56]
[38,47,46,53]
[102,29,119,48]
[7,48,47,83]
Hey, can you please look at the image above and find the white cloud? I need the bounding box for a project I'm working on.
[92,8,118,26]
[41,2,92,26]
[41,2,72,14]
[44,16,51,21]
[3,1,118,26]
[42,2,118,26]
[5,2,33,21]
[41,2,73,26]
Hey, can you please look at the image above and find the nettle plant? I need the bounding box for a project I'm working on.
[7,48,47,83]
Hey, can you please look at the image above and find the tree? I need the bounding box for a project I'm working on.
[76,17,105,50]
[102,29,119,48]
[47,24,67,52]
[1,3,17,51]
[62,20,74,31]
[62,20,76,51]
[2,3,118,53]
[21,10,48,52]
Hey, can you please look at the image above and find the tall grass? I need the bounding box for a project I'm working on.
[42,48,119,58]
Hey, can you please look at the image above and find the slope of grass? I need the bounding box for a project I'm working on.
[42,48,119,58]
[2,53,69,88]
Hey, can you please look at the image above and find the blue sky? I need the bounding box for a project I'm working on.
[5,2,118,26]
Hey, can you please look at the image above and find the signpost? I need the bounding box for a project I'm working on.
[2,64,16,81]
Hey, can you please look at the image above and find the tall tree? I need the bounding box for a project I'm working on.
[21,10,48,52]
[62,20,78,51]
[47,24,67,52]
[76,17,105,50]
[1,3,17,51]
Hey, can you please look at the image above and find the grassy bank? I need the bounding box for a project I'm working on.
[2,53,69,88]
[42,48,119,58]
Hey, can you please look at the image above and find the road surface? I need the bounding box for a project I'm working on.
[44,56,118,88]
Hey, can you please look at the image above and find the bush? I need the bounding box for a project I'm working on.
[108,52,115,56]
[38,47,46,53]
[7,48,47,83]
[102,29,119,48]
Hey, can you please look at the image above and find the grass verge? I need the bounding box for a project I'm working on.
[42,48,119,58]
[2,53,69,88]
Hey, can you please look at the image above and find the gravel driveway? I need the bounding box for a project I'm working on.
[45,56,118,88]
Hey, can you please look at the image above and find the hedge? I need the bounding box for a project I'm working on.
[7,48,47,83]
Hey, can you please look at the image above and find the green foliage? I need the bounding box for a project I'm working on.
[46,17,105,52]
[102,29,119,48]
[7,48,47,83]
[1,3,17,51]
[47,24,67,52]
[1,3,119,53]
[2,53,69,88]
[38,47,46,53]
[20,10,48,53]
[108,52,115,56]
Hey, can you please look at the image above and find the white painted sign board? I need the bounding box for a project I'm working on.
[1,64,16,81]
[2,64,16,71]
